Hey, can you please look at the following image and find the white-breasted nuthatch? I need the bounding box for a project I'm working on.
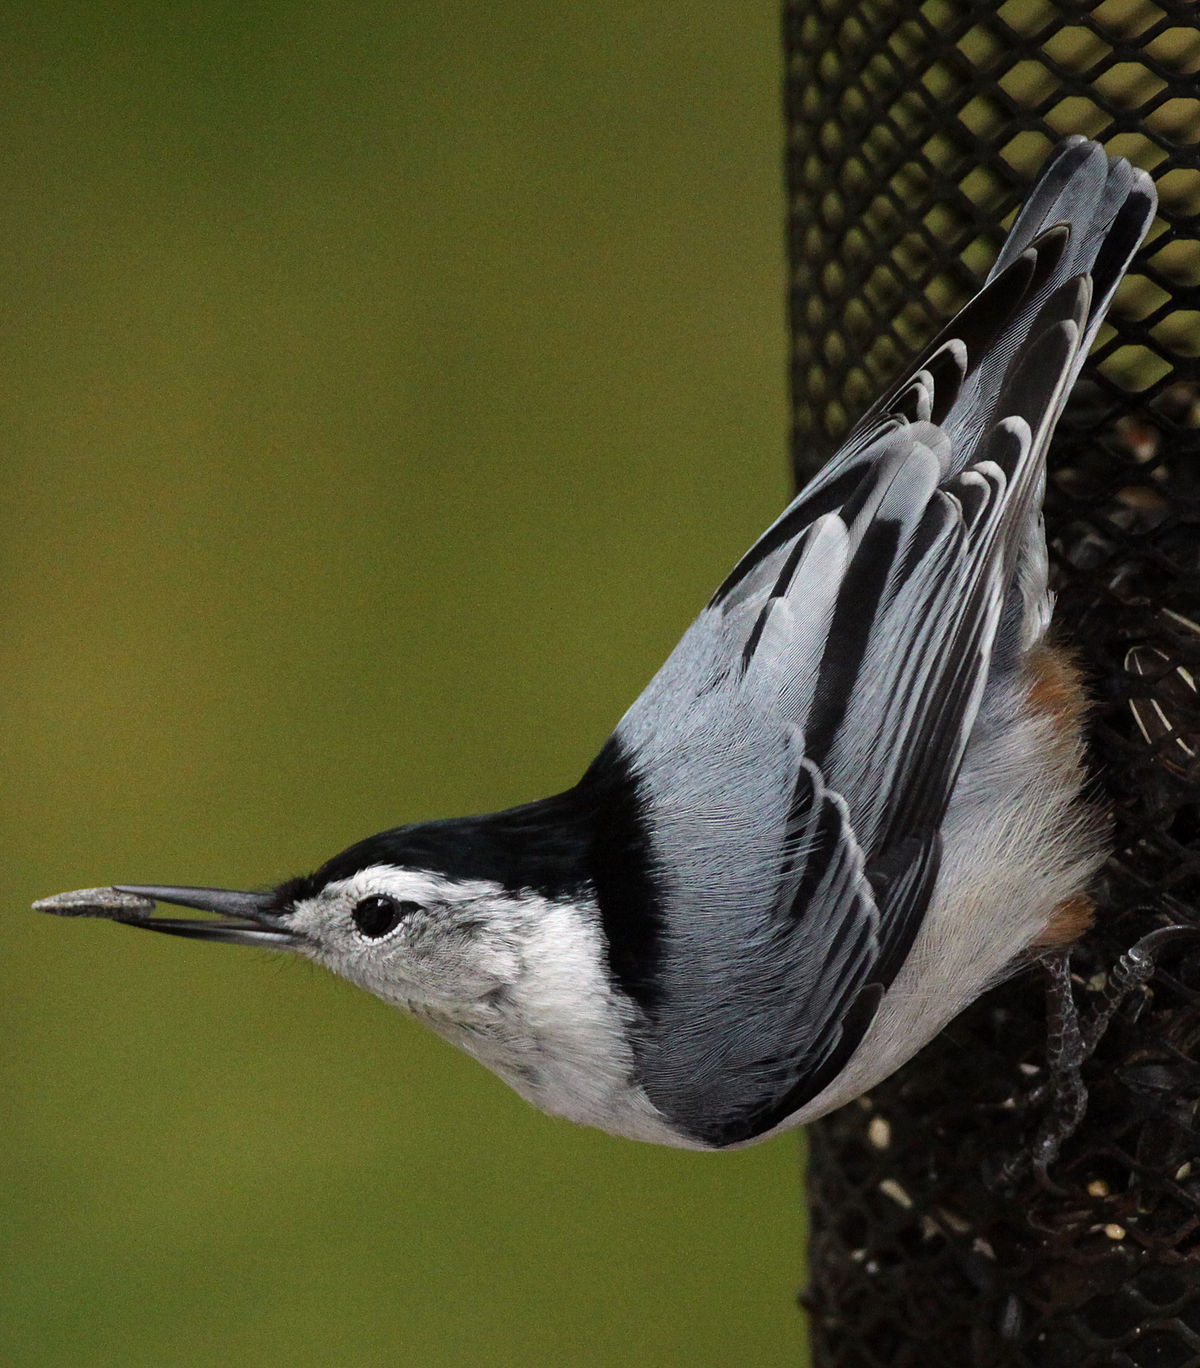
[38,139,1157,1151]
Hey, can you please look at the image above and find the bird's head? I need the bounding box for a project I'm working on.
[33,768,687,1144]
[37,798,597,1022]
[271,857,535,1014]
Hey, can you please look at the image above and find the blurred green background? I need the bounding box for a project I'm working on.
[1,5,797,1366]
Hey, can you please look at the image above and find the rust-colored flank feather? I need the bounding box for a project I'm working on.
[1025,639,1088,736]
[1024,640,1098,949]
[1033,893,1096,949]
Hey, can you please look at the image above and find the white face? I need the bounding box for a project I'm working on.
[276,861,691,1146]
[284,864,525,1015]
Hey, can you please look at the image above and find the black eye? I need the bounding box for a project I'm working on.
[352,894,417,939]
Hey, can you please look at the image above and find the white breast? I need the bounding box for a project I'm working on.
[386,886,695,1148]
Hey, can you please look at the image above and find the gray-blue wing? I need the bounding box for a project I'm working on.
[605,142,1154,1147]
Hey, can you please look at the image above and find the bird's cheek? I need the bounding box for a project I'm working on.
[304,940,407,1000]
[345,940,459,1007]
[409,939,519,1006]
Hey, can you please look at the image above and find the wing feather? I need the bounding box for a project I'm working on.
[601,144,1156,1145]
[634,756,882,1147]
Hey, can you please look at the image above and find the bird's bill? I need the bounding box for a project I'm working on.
[32,884,303,949]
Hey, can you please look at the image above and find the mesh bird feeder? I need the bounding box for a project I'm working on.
[783,1,1200,1363]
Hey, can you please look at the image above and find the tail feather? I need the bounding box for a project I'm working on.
[987,134,1154,377]
[716,140,1156,632]
[896,139,1156,475]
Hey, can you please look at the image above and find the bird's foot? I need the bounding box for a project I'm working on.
[994,923,1200,1192]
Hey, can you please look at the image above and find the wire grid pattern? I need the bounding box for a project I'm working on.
[785,1,1200,1364]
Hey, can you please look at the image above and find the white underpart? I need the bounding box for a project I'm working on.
[289,866,687,1146]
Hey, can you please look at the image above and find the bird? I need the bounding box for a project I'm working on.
[37,138,1157,1151]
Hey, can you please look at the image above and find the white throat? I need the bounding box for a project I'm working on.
[296,868,692,1147]
[412,890,691,1147]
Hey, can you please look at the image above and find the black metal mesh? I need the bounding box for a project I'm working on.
[784,2,1200,1363]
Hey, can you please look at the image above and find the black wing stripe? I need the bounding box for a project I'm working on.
[710,462,866,608]
[996,313,1083,472]
[739,603,771,671]
[926,340,967,424]
[870,834,942,988]
[1025,224,1071,294]
[799,181,1121,884]
[1090,185,1155,311]
[819,485,968,781]
[896,492,958,586]
[863,247,1039,427]
[837,514,970,823]
[855,490,1007,853]
[802,518,902,768]
[890,374,929,423]
[740,517,832,670]
[776,762,819,886]
[877,576,1000,848]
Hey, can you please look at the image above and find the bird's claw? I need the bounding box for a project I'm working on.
[998,921,1200,1191]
